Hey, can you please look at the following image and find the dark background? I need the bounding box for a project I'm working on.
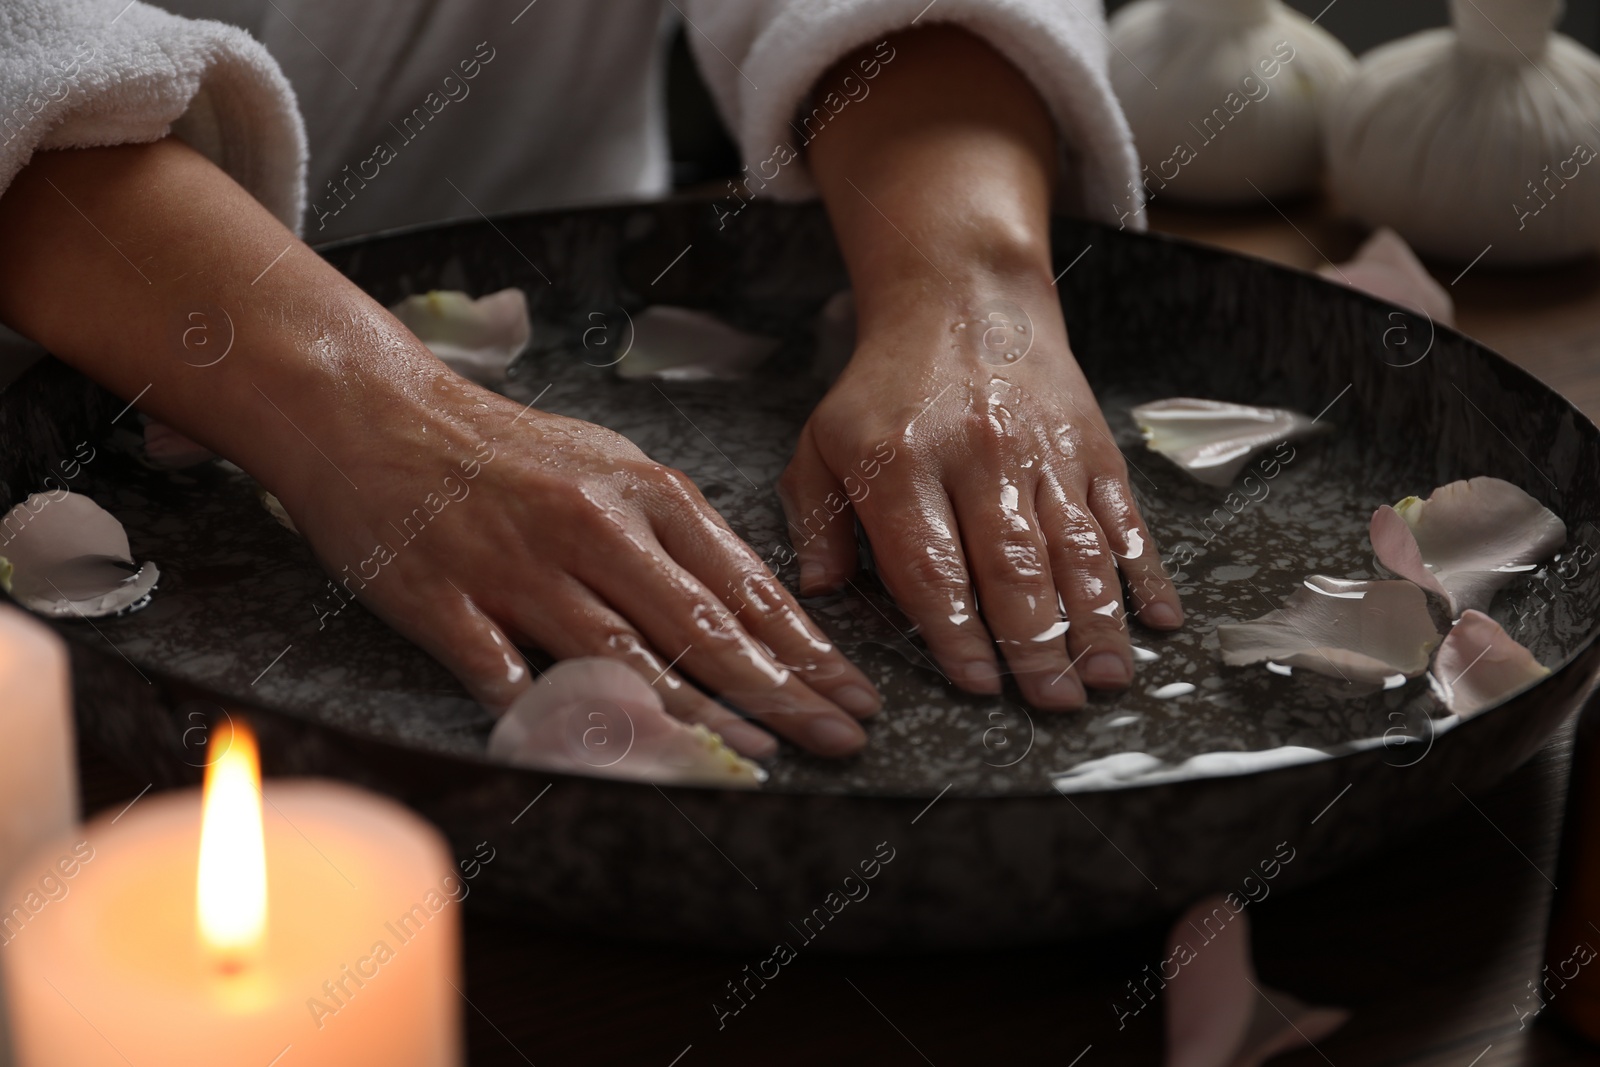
[667,0,1600,187]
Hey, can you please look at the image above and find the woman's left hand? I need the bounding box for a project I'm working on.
[799,25,1184,709]
[779,276,1183,709]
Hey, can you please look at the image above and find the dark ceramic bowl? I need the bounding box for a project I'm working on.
[10,200,1599,951]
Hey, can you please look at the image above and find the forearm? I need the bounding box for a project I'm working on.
[807,25,1059,338]
[0,138,455,510]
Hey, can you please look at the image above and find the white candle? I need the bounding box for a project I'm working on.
[1,723,462,1066]
[0,604,76,887]
[0,604,76,1067]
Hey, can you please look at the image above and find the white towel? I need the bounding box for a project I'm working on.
[687,0,1146,229]
[0,0,305,233]
[0,0,1139,238]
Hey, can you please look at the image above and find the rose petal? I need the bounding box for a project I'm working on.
[487,658,766,788]
[1370,477,1565,616]
[0,492,159,617]
[1218,576,1440,684]
[1428,609,1550,717]
[1132,398,1326,487]
[389,288,532,385]
[1317,228,1455,326]
[614,306,779,381]
[143,420,215,468]
[1163,896,1348,1067]
[1164,897,1255,1067]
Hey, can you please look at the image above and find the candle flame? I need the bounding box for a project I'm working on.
[196,718,267,967]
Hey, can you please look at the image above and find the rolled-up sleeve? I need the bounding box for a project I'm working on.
[682,0,1144,229]
[0,0,305,232]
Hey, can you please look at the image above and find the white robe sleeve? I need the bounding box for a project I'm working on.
[0,0,305,233]
[681,0,1144,229]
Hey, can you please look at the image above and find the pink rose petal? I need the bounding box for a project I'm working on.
[1370,477,1566,616]
[487,658,765,787]
[144,421,215,468]
[1317,228,1455,326]
[1132,399,1325,487]
[1217,577,1440,684]
[1429,609,1550,717]
[1164,896,1348,1067]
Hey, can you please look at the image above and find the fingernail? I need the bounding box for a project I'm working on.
[800,562,826,592]
[833,684,881,718]
[716,719,779,759]
[808,716,867,756]
[1142,602,1182,629]
[1037,670,1086,707]
[1083,652,1131,688]
[959,659,1002,692]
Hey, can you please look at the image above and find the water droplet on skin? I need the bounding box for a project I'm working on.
[1266,662,1293,676]
[1092,601,1120,618]
[1031,620,1069,642]
[1131,645,1159,663]
[1151,682,1195,699]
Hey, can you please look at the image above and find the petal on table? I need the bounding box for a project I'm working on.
[1217,576,1440,684]
[1316,227,1455,326]
[487,657,766,788]
[390,288,532,385]
[1131,398,1325,487]
[0,491,159,617]
[1428,609,1549,717]
[1370,477,1565,616]
[1164,895,1348,1067]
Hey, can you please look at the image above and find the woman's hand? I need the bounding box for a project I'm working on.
[780,278,1182,708]
[281,378,882,758]
[0,138,879,759]
[802,26,1185,706]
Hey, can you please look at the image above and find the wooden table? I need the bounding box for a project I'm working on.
[77,201,1600,1066]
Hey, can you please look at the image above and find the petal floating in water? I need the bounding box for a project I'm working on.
[487,657,766,788]
[390,288,532,386]
[1370,477,1565,616]
[1131,398,1325,487]
[1217,576,1440,684]
[0,492,159,617]
[144,420,215,469]
[614,306,780,382]
[1428,609,1549,717]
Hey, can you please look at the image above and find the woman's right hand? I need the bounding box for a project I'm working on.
[276,375,882,760]
[0,137,878,760]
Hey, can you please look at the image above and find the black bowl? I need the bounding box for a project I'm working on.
[13,199,1599,950]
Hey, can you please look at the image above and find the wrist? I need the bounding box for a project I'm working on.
[850,245,1061,363]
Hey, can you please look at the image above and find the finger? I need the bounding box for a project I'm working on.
[855,476,1001,693]
[949,478,1083,710]
[1038,476,1135,690]
[654,495,882,720]
[507,578,778,759]
[776,425,860,594]
[390,582,533,711]
[579,528,868,757]
[1088,475,1184,631]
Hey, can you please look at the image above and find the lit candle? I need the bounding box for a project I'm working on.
[1,721,463,1066]
[0,604,76,1067]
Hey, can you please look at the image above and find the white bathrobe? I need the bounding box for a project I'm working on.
[0,0,1144,242]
